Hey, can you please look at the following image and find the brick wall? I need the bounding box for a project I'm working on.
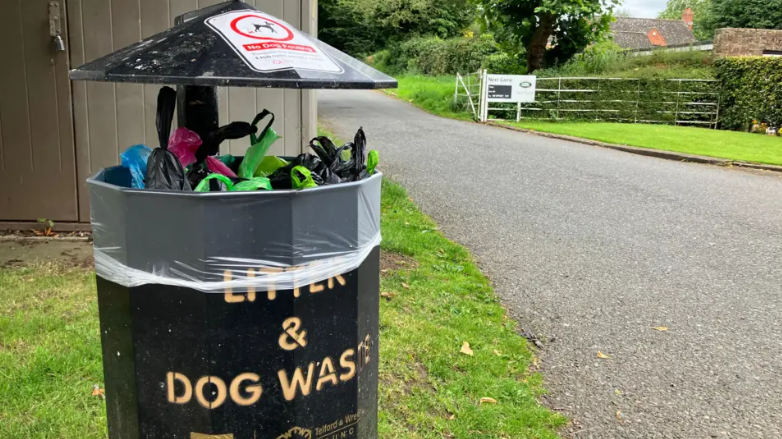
[714,28,782,56]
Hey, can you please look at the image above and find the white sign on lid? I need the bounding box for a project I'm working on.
[206,10,343,74]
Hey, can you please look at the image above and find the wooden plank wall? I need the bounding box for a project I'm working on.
[69,0,317,221]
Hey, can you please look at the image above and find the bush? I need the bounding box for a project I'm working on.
[715,57,782,131]
[370,35,510,75]
[540,43,715,79]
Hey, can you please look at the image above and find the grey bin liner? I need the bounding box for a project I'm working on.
[89,165,381,293]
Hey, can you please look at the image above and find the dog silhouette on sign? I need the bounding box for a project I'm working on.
[252,21,278,34]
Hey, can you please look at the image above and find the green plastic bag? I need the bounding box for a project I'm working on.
[238,110,281,179]
[233,177,272,192]
[291,166,318,189]
[254,156,290,178]
[194,174,234,192]
[367,150,379,175]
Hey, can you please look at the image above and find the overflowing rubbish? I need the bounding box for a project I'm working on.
[118,89,378,193]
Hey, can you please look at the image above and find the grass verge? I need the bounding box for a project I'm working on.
[503,121,782,166]
[382,75,473,122]
[0,178,564,439]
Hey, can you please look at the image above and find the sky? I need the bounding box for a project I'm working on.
[621,0,668,18]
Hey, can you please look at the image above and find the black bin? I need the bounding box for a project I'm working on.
[70,1,396,436]
[89,166,382,439]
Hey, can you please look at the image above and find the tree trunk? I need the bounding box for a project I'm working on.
[526,13,556,73]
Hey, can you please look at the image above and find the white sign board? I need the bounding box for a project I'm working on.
[486,75,537,103]
[206,10,344,74]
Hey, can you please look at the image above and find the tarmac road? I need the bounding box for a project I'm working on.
[320,90,782,439]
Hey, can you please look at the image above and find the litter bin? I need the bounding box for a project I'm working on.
[70,1,396,438]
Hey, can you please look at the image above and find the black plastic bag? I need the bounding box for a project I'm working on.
[187,121,258,188]
[146,87,191,191]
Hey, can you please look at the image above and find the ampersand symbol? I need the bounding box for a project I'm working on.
[278,317,308,351]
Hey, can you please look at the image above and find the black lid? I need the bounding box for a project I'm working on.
[69,0,396,89]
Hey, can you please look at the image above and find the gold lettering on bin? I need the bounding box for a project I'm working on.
[278,317,308,351]
[191,434,234,439]
[224,270,257,303]
[278,363,315,401]
[260,268,283,300]
[275,427,312,439]
[195,376,227,409]
[167,372,193,404]
[339,349,356,382]
[316,357,338,391]
[229,373,262,406]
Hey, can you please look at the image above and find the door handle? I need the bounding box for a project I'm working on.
[48,1,65,53]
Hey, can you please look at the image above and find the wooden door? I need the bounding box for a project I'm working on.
[0,0,78,221]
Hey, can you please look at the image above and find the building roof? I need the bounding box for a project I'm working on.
[613,31,654,50]
[610,18,696,49]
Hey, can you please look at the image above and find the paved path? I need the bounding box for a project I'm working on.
[320,90,782,439]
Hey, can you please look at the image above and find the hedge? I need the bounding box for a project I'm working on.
[715,57,782,131]
[369,35,524,76]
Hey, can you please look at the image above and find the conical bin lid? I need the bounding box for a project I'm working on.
[69,0,397,89]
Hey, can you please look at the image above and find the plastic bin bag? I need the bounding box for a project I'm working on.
[146,87,191,191]
[187,122,257,189]
[168,127,201,168]
[367,150,379,175]
[254,156,289,178]
[194,174,233,192]
[238,110,281,179]
[120,145,152,189]
[233,177,272,192]
[291,166,319,189]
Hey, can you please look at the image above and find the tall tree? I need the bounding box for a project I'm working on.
[319,0,476,56]
[658,0,713,40]
[708,0,782,31]
[480,0,619,73]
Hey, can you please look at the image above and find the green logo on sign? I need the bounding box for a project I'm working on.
[520,81,533,88]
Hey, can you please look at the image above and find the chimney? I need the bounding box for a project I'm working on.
[682,7,694,31]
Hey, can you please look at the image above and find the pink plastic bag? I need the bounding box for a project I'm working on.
[168,128,201,168]
[206,156,237,178]
[168,128,237,178]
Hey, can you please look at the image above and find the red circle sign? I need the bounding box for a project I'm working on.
[230,14,294,42]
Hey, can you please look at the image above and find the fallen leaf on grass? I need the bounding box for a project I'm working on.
[92,384,105,399]
[401,283,410,289]
[460,341,474,356]
[652,326,669,331]
[380,292,395,300]
[479,397,497,405]
[446,413,456,420]
[597,351,611,359]
[493,349,502,356]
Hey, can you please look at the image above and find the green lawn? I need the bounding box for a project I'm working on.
[0,180,564,438]
[506,121,782,166]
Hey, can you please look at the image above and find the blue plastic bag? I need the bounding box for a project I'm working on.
[121,144,153,189]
